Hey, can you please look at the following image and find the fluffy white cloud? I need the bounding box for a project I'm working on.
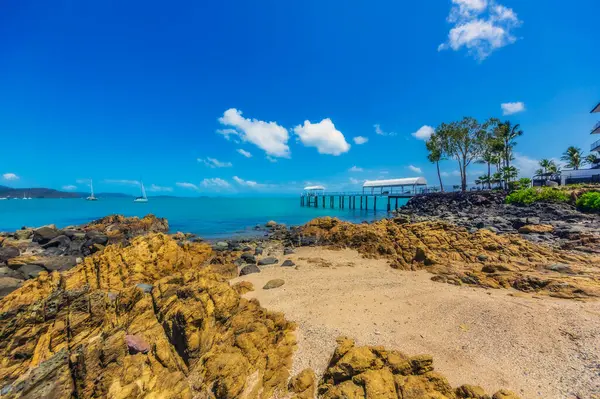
[198,157,233,168]
[349,177,364,185]
[440,170,462,177]
[412,125,434,140]
[201,178,231,189]
[104,179,139,185]
[512,153,562,178]
[374,124,396,136]
[501,101,526,115]
[218,108,290,158]
[408,165,423,174]
[294,119,350,156]
[147,184,173,192]
[232,176,272,188]
[237,149,252,158]
[353,136,368,145]
[176,182,199,190]
[62,185,77,191]
[2,173,19,181]
[349,166,363,172]
[439,0,522,61]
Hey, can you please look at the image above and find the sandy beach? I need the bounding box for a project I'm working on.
[234,246,600,399]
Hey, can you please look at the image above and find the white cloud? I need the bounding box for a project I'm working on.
[408,165,423,174]
[441,170,462,177]
[412,125,434,140]
[216,128,239,141]
[237,149,252,158]
[201,178,231,189]
[266,156,277,163]
[2,173,19,181]
[176,182,199,190]
[501,101,526,115]
[104,179,140,185]
[353,136,368,145]
[374,124,396,137]
[439,0,522,61]
[218,108,290,158]
[349,177,364,185]
[62,185,77,191]
[232,176,273,188]
[147,184,173,192]
[294,118,351,156]
[349,166,364,172]
[512,153,562,178]
[198,157,233,168]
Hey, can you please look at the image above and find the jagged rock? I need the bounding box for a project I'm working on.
[456,384,489,398]
[319,338,516,399]
[240,264,260,276]
[263,279,285,290]
[289,368,315,399]
[518,224,554,234]
[0,246,19,263]
[32,227,58,244]
[282,260,295,267]
[258,257,279,266]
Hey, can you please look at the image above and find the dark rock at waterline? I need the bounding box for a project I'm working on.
[32,227,59,244]
[258,257,278,266]
[41,235,71,249]
[240,264,260,276]
[0,246,20,263]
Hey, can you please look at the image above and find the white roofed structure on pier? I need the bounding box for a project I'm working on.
[362,177,427,194]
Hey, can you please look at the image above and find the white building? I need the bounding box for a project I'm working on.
[561,101,600,185]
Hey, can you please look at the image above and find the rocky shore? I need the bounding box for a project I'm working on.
[1,197,600,398]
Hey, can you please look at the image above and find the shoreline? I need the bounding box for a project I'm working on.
[1,192,600,398]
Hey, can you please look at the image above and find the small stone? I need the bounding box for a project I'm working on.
[136,283,153,293]
[263,279,284,290]
[125,334,150,354]
[258,257,278,266]
[241,253,256,264]
[477,254,488,262]
[283,247,295,255]
[518,224,554,234]
[239,264,260,276]
[281,260,295,267]
[242,246,252,252]
[254,247,264,255]
[546,263,573,274]
[481,265,496,273]
[214,241,228,251]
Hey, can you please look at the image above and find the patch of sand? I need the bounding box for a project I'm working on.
[233,247,600,399]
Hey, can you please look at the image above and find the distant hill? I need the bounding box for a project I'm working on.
[0,186,133,199]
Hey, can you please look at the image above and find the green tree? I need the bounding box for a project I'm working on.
[539,158,552,175]
[426,134,445,192]
[437,117,487,192]
[478,174,492,189]
[518,177,532,189]
[561,146,585,170]
[501,166,519,184]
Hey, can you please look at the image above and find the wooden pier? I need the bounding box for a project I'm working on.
[300,192,416,212]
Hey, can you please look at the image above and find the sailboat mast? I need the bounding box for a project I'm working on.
[141,181,147,199]
[90,180,94,196]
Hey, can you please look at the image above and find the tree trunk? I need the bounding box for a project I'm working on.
[460,160,467,192]
[436,161,444,192]
[487,162,491,189]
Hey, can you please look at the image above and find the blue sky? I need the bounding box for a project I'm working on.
[1,0,599,196]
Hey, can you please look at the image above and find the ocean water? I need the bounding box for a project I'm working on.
[0,197,408,239]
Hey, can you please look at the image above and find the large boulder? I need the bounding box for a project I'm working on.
[0,246,20,263]
[14,229,33,240]
[240,253,256,264]
[258,257,279,266]
[0,277,22,297]
[0,266,23,279]
[41,235,71,249]
[239,264,260,276]
[17,264,46,279]
[31,256,78,272]
[32,226,59,244]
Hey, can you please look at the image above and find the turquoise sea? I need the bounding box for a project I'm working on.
[0,197,407,239]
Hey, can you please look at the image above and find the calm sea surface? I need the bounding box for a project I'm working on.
[0,197,408,239]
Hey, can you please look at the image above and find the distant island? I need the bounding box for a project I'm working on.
[0,185,133,199]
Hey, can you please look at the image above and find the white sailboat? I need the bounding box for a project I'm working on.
[134,181,148,203]
[86,180,98,201]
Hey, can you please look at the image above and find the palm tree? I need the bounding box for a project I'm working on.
[561,146,585,170]
[492,171,503,189]
[539,159,551,175]
[478,174,492,189]
[585,152,600,167]
[501,166,519,186]
[547,160,560,174]
[426,134,445,192]
[495,121,523,170]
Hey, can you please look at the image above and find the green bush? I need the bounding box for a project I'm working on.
[576,191,600,212]
[505,187,570,206]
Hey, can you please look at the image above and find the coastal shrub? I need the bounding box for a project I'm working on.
[505,187,570,206]
[576,191,600,213]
